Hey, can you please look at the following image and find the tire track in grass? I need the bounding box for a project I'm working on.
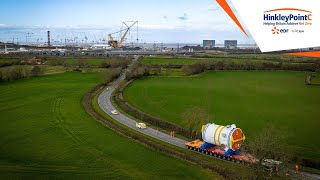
[50,91,144,177]
[51,94,106,163]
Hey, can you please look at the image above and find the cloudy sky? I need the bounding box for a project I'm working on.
[0,0,255,44]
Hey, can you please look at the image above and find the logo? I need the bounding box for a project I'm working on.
[272,27,279,34]
[216,0,320,54]
[264,9,310,35]
[263,8,312,26]
[271,27,289,34]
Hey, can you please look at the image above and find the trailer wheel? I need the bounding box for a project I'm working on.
[227,157,231,161]
[232,159,235,162]
[210,152,213,156]
[213,153,217,157]
[236,160,240,164]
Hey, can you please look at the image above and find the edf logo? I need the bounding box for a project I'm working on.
[272,27,289,34]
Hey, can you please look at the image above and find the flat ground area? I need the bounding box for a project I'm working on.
[124,71,320,159]
[0,72,221,179]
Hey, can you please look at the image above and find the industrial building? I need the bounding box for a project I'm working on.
[203,40,215,49]
[224,40,237,49]
[0,42,20,53]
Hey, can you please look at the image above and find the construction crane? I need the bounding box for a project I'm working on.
[108,21,138,49]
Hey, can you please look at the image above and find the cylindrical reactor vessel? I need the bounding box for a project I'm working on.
[201,123,245,151]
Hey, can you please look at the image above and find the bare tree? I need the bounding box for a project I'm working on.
[181,107,210,138]
[248,124,294,178]
[100,68,122,85]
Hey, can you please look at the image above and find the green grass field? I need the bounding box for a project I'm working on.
[195,53,318,62]
[0,72,221,179]
[0,59,18,63]
[141,57,198,65]
[141,55,317,66]
[141,56,281,65]
[64,58,105,65]
[123,71,320,159]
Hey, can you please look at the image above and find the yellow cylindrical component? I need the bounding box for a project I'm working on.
[202,123,245,151]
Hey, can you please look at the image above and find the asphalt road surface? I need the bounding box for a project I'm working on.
[97,58,320,180]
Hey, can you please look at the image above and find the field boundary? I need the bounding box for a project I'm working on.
[83,83,242,179]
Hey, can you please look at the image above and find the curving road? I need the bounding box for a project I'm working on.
[98,57,187,148]
[97,57,320,180]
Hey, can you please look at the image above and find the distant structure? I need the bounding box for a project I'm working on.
[47,31,51,48]
[0,42,19,53]
[224,40,237,49]
[203,40,215,49]
[92,44,112,50]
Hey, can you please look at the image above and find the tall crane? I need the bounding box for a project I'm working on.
[108,21,138,49]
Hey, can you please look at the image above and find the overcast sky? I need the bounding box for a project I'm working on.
[0,0,255,44]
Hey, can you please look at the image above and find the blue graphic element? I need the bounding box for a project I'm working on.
[200,142,215,151]
[224,149,240,157]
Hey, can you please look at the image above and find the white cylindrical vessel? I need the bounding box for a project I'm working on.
[201,123,245,151]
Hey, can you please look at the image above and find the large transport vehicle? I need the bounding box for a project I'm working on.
[185,123,258,164]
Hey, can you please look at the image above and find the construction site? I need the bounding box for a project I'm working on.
[0,20,268,56]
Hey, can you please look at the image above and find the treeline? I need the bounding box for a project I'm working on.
[125,64,150,80]
[193,54,319,63]
[0,65,46,81]
[142,61,319,76]
[181,61,319,75]
[100,58,130,85]
[0,57,46,67]
[101,68,123,85]
[46,56,130,68]
[99,57,130,69]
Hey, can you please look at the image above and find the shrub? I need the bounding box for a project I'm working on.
[182,63,205,75]
[101,67,122,85]
[125,64,150,80]
[31,66,42,76]
[0,66,32,81]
